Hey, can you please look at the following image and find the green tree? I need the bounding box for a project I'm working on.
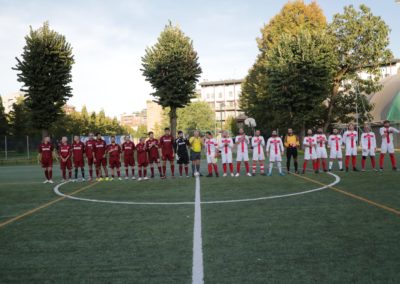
[223,116,239,136]
[141,22,202,136]
[176,101,215,134]
[240,0,327,132]
[13,22,74,137]
[265,30,336,134]
[0,96,8,136]
[8,97,33,137]
[324,4,392,129]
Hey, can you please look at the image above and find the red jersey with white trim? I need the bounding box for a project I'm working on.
[159,135,174,155]
[59,143,72,159]
[136,142,148,164]
[122,141,135,157]
[38,143,54,160]
[85,139,95,158]
[107,143,121,160]
[94,139,107,158]
[72,141,85,161]
[146,138,159,158]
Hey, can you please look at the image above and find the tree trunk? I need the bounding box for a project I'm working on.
[323,83,340,132]
[169,107,177,138]
[41,129,49,138]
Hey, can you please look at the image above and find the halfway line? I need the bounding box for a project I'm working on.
[0,181,98,229]
[192,176,204,284]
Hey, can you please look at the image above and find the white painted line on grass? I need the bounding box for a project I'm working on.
[53,172,341,205]
[192,176,204,284]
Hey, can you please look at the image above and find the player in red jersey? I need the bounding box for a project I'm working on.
[38,136,54,183]
[146,131,163,178]
[107,135,122,180]
[136,137,149,181]
[122,135,136,180]
[72,135,85,181]
[93,133,108,180]
[58,136,72,181]
[85,132,96,180]
[159,128,175,178]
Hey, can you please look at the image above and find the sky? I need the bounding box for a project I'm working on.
[0,0,399,118]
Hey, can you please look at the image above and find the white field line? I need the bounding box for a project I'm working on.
[192,176,204,284]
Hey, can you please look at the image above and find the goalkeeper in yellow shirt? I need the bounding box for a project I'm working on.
[284,128,300,174]
[189,130,203,176]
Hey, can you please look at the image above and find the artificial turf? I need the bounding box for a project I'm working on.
[0,155,399,283]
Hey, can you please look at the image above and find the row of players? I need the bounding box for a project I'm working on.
[38,120,399,183]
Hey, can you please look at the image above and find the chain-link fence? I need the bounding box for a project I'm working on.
[0,135,43,163]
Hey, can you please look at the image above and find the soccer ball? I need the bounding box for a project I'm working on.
[194,172,200,177]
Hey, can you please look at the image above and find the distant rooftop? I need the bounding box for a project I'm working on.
[199,79,244,87]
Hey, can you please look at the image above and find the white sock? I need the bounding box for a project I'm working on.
[277,162,282,173]
[269,162,273,174]
[338,161,343,169]
[329,161,333,170]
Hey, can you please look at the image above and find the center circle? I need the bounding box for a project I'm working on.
[53,172,340,205]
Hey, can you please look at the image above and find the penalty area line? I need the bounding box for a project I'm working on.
[292,173,400,216]
[0,181,98,229]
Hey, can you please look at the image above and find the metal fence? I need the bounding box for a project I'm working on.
[0,136,42,161]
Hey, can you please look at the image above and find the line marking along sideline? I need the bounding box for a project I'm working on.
[0,182,98,229]
[292,173,400,216]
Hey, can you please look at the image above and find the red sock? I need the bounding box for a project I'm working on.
[352,156,356,168]
[322,160,327,171]
[125,168,129,176]
[362,157,366,169]
[316,160,320,170]
[390,153,396,168]
[62,169,66,179]
[170,164,175,176]
[260,163,265,173]
[303,161,307,171]
[313,160,317,171]
[236,162,241,173]
[48,170,52,179]
[69,170,72,179]
[44,169,49,180]
[345,156,350,168]
[223,164,227,173]
[185,166,189,175]
[179,165,183,176]
[208,164,212,174]
[117,170,120,177]
[371,156,376,168]
[244,161,250,173]
[158,166,162,175]
[213,164,219,174]
[89,168,93,178]
[151,167,154,176]
[162,166,166,176]
[144,168,147,176]
[229,163,234,173]
[379,153,385,168]
[252,161,257,173]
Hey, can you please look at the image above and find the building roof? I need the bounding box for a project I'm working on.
[368,72,400,122]
[199,79,244,87]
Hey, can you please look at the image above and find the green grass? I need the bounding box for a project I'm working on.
[1,155,400,283]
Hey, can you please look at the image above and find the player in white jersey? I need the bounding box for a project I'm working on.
[302,129,317,174]
[360,124,377,171]
[343,123,359,172]
[314,127,328,172]
[251,130,265,175]
[328,128,343,171]
[235,128,251,177]
[204,131,219,177]
[379,120,400,171]
[266,130,285,176]
[219,131,234,177]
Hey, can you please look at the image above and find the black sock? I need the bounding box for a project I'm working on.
[75,168,78,179]
[81,168,85,178]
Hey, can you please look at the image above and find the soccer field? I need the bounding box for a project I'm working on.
[1,156,400,283]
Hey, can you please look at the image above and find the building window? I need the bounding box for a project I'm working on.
[229,91,233,98]
[218,92,223,99]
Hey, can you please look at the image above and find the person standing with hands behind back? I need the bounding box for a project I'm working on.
[284,128,300,174]
[189,130,203,177]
